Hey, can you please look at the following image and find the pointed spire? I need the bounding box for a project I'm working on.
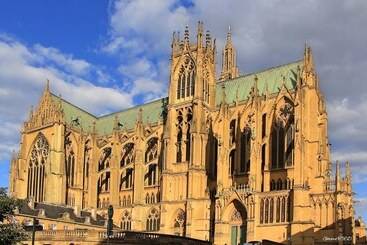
[226,25,232,42]
[336,160,341,191]
[184,25,190,43]
[220,25,239,81]
[345,161,351,179]
[113,114,119,131]
[303,43,315,73]
[205,30,211,47]
[345,161,352,193]
[172,31,177,49]
[137,108,143,123]
[45,79,50,92]
[197,21,204,48]
[221,83,227,104]
[29,105,34,120]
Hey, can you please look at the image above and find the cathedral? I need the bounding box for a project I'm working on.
[9,22,359,244]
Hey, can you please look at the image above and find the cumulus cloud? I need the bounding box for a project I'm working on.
[103,0,367,219]
[0,35,134,161]
[105,0,367,171]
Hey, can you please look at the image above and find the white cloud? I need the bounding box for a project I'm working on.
[104,0,367,219]
[0,35,135,161]
[34,45,91,75]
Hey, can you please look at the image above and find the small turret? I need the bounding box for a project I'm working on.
[220,26,239,81]
[345,161,352,193]
[197,21,204,49]
[335,160,341,191]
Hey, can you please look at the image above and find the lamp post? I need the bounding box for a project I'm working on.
[23,217,43,245]
[107,205,114,243]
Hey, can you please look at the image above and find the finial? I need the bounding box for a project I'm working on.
[46,79,50,92]
[227,25,232,41]
[138,108,143,123]
[205,30,211,47]
[221,83,226,104]
[184,25,189,42]
[197,21,204,48]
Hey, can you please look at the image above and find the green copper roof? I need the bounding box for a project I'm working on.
[51,60,302,135]
[95,98,168,135]
[51,95,97,132]
[216,60,302,106]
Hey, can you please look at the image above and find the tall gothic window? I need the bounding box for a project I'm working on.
[98,147,112,171]
[262,113,267,138]
[271,103,294,169]
[83,140,91,192]
[229,120,236,145]
[146,208,160,232]
[121,143,134,167]
[120,168,134,190]
[27,133,49,202]
[176,58,195,100]
[145,138,158,163]
[229,150,236,176]
[285,119,295,167]
[240,127,251,173]
[97,172,110,193]
[65,132,76,188]
[145,164,157,186]
[186,111,192,162]
[176,112,183,163]
[271,120,285,169]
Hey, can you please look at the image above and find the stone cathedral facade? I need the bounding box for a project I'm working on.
[9,22,357,245]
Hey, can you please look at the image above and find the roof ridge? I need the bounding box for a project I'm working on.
[51,93,98,119]
[217,59,303,85]
[97,97,168,119]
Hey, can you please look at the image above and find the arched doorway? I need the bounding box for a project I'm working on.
[229,200,247,245]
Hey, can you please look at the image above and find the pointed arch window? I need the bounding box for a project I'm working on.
[271,103,294,169]
[121,143,134,167]
[173,209,186,236]
[177,58,195,100]
[240,127,251,173]
[144,164,157,186]
[186,110,192,162]
[145,138,158,163]
[27,133,49,202]
[229,150,236,176]
[121,211,132,230]
[120,168,134,190]
[65,132,76,189]
[146,208,160,232]
[176,112,183,163]
[98,147,112,171]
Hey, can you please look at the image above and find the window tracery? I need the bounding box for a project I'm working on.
[65,132,76,188]
[145,138,158,163]
[176,57,195,100]
[120,168,134,190]
[146,208,160,232]
[98,147,112,171]
[27,133,49,202]
[121,143,134,167]
[120,211,132,230]
[240,127,251,173]
[144,164,157,186]
[173,209,186,236]
[271,102,294,169]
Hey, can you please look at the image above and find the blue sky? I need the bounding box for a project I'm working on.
[0,0,366,221]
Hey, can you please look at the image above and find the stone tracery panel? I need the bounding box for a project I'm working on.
[27,133,49,202]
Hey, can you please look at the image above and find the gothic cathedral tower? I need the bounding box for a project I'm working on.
[160,22,216,240]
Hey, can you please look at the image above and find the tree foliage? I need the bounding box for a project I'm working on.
[0,187,28,244]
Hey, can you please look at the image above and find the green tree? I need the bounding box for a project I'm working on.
[0,187,28,245]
